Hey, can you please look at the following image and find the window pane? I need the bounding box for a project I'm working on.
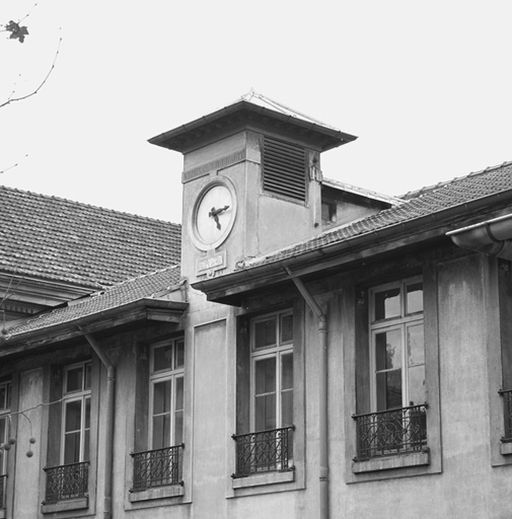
[66,367,83,393]
[374,287,400,320]
[152,415,170,449]
[175,377,184,411]
[281,353,293,390]
[154,344,173,372]
[65,400,82,432]
[84,429,90,462]
[376,370,402,410]
[174,410,183,445]
[281,390,293,427]
[64,431,81,464]
[84,364,91,390]
[255,358,276,394]
[175,340,185,369]
[255,394,276,431]
[280,314,293,343]
[0,383,10,410]
[0,418,5,472]
[407,324,424,367]
[375,330,402,371]
[254,318,277,349]
[406,283,423,314]
[408,364,426,405]
[85,397,91,429]
[153,380,172,415]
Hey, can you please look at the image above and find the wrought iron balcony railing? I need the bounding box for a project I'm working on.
[232,425,295,478]
[131,444,184,492]
[43,461,89,504]
[353,404,428,460]
[499,388,512,442]
[0,474,6,510]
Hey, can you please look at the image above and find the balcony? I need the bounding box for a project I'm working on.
[131,444,184,493]
[43,461,89,504]
[232,426,294,478]
[0,474,6,510]
[353,404,428,461]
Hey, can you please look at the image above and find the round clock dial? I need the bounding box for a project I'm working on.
[192,181,236,249]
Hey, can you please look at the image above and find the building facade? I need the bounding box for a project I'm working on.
[1,95,512,518]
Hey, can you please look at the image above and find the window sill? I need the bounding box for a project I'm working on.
[41,497,88,514]
[129,485,184,502]
[352,449,430,474]
[500,440,512,456]
[232,470,294,489]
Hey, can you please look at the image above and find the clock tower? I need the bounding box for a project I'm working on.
[149,93,357,284]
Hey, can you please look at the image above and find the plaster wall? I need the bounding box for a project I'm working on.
[326,254,512,519]
[13,369,43,519]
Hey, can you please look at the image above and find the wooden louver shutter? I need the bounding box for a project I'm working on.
[262,136,307,202]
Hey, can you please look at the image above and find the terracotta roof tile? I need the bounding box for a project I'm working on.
[240,161,512,270]
[0,186,181,288]
[2,265,182,339]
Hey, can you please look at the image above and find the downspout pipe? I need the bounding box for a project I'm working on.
[447,213,512,260]
[284,267,329,519]
[78,327,115,519]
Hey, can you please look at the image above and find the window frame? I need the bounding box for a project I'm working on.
[0,380,11,476]
[343,263,442,482]
[249,310,294,434]
[368,276,425,411]
[148,338,185,450]
[60,362,91,465]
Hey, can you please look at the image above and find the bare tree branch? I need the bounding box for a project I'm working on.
[0,154,29,175]
[0,31,62,110]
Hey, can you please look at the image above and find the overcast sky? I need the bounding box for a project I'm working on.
[1,1,511,224]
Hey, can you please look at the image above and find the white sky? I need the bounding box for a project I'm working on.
[1,1,511,224]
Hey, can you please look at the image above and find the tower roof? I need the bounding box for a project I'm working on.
[149,92,357,153]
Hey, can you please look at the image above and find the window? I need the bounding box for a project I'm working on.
[321,199,337,226]
[352,277,427,463]
[61,362,91,465]
[44,362,91,506]
[369,279,425,411]
[0,381,11,510]
[131,338,185,494]
[149,339,184,449]
[233,310,295,478]
[251,311,294,432]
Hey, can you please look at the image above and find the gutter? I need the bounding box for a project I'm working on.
[284,267,330,519]
[195,189,512,303]
[78,328,115,519]
[447,213,512,260]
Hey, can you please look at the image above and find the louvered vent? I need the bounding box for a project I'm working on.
[262,136,307,202]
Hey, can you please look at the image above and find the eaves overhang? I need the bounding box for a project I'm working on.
[148,101,357,154]
[0,299,188,356]
[193,191,512,305]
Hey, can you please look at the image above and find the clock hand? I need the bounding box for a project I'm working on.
[209,205,230,217]
[208,205,230,231]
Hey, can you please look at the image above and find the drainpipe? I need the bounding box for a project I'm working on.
[78,327,115,519]
[447,213,512,259]
[284,267,329,519]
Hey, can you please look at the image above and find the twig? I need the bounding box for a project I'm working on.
[0,30,62,110]
[0,154,29,175]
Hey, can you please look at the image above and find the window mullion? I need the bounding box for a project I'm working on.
[170,375,176,447]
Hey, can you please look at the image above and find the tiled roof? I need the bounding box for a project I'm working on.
[2,265,183,340]
[0,186,181,288]
[240,161,512,270]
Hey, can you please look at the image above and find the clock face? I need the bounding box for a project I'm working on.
[192,181,236,250]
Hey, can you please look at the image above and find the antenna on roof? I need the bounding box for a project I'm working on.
[239,89,339,131]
